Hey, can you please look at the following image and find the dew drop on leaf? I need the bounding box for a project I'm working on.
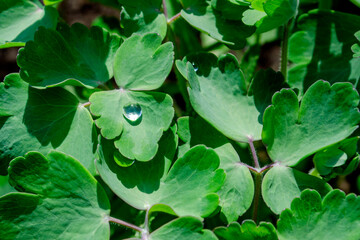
[192,62,199,72]
[123,103,142,122]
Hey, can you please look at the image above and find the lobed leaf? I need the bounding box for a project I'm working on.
[261,164,332,214]
[97,133,226,219]
[0,0,58,48]
[17,23,122,88]
[119,0,167,40]
[0,74,97,175]
[262,80,360,166]
[90,90,174,161]
[176,53,287,142]
[177,116,254,222]
[214,220,277,240]
[277,189,360,240]
[113,33,174,91]
[243,0,298,33]
[180,0,255,49]
[0,151,111,240]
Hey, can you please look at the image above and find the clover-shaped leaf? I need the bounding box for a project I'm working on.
[277,189,360,240]
[180,0,255,49]
[0,74,97,175]
[90,32,174,161]
[97,131,226,218]
[262,80,360,166]
[177,116,254,222]
[242,0,298,33]
[288,10,360,95]
[261,165,332,214]
[0,151,111,239]
[0,0,58,48]
[113,33,174,90]
[90,90,174,161]
[176,53,287,142]
[214,220,278,240]
[17,23,122,88]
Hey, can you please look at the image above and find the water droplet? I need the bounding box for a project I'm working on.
[192,62,199,72]
[123,104,142,122]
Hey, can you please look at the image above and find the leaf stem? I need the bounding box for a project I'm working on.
[108,216,143,233]
[167,12,181,24]
[238,162,277,174]
[81,102,91,107]
[162,0,168,19]
[251,172,262,223]
[248,136,260,169]
[280,20,291,81]
[142,208,150,240]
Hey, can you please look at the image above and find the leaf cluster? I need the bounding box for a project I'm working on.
[0,0,360,239]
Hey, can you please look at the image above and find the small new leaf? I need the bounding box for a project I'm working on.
[243,0,298,33]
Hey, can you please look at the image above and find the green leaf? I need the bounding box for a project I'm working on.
[0,0,58,48]
[262,80,360,166]
[176,53,287,142]
[43,0,63,5]
[214,220,277,240]
[352,31,360,58]
[180,0,255,49]
[211,0,250,21]
[89,90,174,161]
[17,23,122,88]
[0,175,15,197]
[313,137,360,177]
[277,189,360,240]
[119,0,167,40]
[288,10,360,95]
[261,165,332,214]
[177,116,254,222]
[243,0,298,33]
[0,151,110,239]
[113,33,174,90]
[150,216,217,240]
[0,74,97,175]
[97,134,226,218]
[350,0,360,8]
